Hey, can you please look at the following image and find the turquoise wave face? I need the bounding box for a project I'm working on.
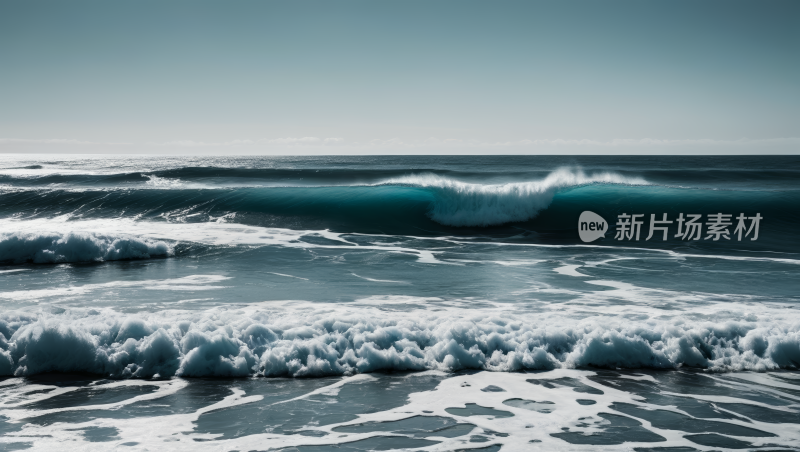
[1,156,799,258]
[0,181,796,254]
[2,155,800,190]
[2,157,800,452]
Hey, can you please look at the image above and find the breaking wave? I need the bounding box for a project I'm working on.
[0,162,796,252]
[389,169,648,226]
[1,306,798,378]
[0,232,171,265]
[0,167,653,231]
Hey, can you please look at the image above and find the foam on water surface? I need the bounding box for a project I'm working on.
[0,287,798,380]
[2,217,799,269]
[1,156,799,450]
[1,369,798,451]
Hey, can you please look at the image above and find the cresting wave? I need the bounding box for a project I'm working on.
[1,304,798,378]
[2,166,797,250]
[0,232,171,264]
[0,168,656,231]
[2,165,798,244]
[385,169,649,226]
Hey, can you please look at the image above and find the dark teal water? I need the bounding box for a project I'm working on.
[0,155,798,450]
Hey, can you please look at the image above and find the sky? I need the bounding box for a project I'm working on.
[1,0,798,155]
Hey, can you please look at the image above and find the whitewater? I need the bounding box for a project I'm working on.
[1,155,799,451]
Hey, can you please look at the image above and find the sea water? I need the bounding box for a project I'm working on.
[0,155,798,451]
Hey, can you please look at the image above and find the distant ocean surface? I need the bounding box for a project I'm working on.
[1,155,799,451]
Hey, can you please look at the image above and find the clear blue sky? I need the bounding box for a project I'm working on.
[1,0,798,154]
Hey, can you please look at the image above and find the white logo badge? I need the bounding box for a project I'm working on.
[579,211,607,243]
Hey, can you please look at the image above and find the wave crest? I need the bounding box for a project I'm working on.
[0,232,171,264]
[389,168,648,226]
[1,306,797,378]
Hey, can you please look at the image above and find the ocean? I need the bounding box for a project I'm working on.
[0,154,798,451]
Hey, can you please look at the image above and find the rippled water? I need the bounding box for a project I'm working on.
[1,155,798,450]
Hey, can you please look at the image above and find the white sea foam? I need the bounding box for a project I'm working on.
[0,231,171,264]
[143,174,186,188]
[351,273,409,284]
[9,217,794,272]
[2,369,798,451]
[0,275,230,301]
[0,379,188,420]
[446,258,545,266]
[0,217,450,265]
[387,168,649,226]
[267,272,309,280]
[0,218,797,377]
[554,264,588,277]
[1,295,799,379]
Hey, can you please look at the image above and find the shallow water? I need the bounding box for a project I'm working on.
[2,370,799,450]
[0,155,798,450]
